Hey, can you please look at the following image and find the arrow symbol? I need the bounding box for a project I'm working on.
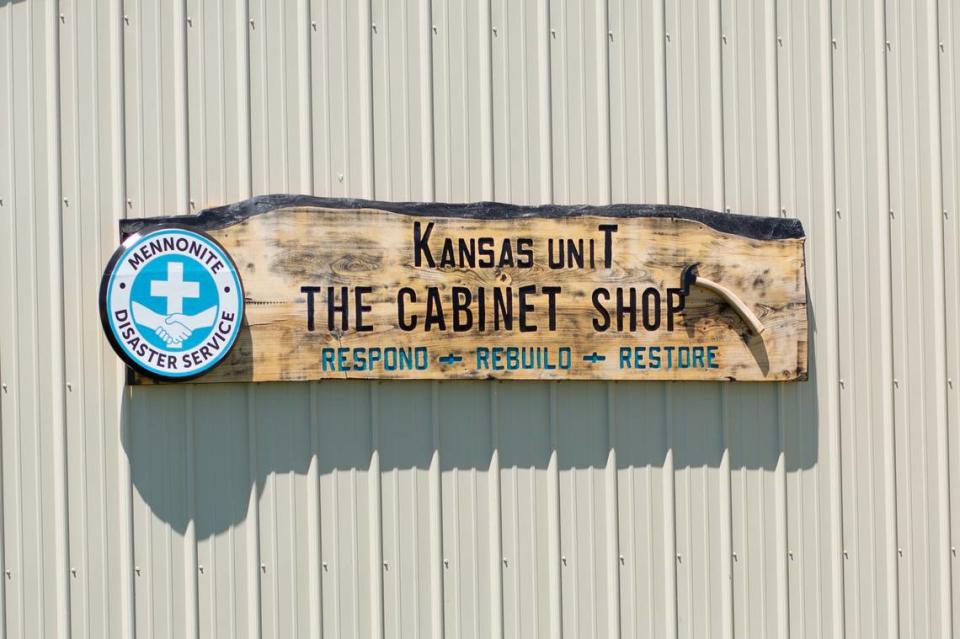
[439,353,463,365]
[583,352,606,364]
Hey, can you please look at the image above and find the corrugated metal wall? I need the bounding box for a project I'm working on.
[0,0,957,636]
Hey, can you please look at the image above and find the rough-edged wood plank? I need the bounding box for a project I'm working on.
[115,195,807,383]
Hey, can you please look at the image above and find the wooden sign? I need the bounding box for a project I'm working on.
[114,195,807,383]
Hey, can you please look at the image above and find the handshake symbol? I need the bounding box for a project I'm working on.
[132,302,217,349]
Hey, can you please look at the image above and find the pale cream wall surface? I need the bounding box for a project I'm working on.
[1,0,958,636]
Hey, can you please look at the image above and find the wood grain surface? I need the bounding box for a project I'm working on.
[129,201,807,383]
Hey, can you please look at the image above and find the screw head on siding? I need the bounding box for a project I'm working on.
[260,563,267,573]
[322,562,328,571]
[492,26,498,37]
[124,15,129,26]
[135,567,141,576]
[187,17,193,27]
[443,559,449,569]
[198,565,204,574]
[561,556,567,566]
[722,34,727,44]
[502,558,509,567]
[4,570,10,579]
[619,555,625,565]
[249,18,255,29]
[777,36,783,47]
[71,568,78,578]
[1,384,7,393]
[312,21,317,31]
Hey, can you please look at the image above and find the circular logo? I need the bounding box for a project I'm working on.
[99,226,244,381]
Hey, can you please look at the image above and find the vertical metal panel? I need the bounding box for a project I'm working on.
[777,1,845,637]
[886,0,951,635]
[940,1,960,636]
[58,1,134,637]
[2,0,960,637]
[832,0,894,636]
[0,1,70,638]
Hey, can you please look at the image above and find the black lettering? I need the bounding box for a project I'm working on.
[458,238,476,267]
[517,238,534,268]
[542,286,561,331]
[567,239,584,268]
[397,287,417,330]
[493,287,512,330]
[301,285,322,331]
[424,287,446,331]
[667,287,685,331]
[477,287,486,331]
[413,221,436,267]
[642,287,661,331]
[616,288,637,332]
[599,224,618,268]
[548,239,563,269]
[518,285,537,332]
[452,287,473,331]
[355,286,373,332]
[126,252,146,271]
[327,286,349,331]
[497,240,514,267]
[439,240,456,267]
[592,288,610,331]
[478,237,495,268]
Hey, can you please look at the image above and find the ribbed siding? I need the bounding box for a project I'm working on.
[1,0,959,636]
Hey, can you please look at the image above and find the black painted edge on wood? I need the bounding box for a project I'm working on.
[120,194,805,241]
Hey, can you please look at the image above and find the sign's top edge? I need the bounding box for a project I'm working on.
[120,194,805,241]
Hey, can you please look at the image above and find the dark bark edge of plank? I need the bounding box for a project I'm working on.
[120,194,805,241]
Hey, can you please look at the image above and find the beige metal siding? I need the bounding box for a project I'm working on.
[0,0,957,636]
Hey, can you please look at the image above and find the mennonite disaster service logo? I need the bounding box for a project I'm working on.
[99,227,244,380]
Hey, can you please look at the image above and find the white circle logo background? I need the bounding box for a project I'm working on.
[100,227,244,380]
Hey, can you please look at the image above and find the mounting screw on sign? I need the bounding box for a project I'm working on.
[98,226,245,381]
